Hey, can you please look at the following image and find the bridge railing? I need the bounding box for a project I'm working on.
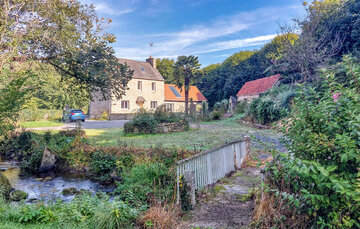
[176,137,250,204]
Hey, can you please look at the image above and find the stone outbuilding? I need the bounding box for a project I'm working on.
[236,74,281,102]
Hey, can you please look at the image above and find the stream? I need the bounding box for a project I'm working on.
[0,155,114,202]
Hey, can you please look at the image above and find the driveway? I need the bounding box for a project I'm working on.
[25,120,129,131]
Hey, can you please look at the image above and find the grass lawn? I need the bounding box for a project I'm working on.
[85,115,280,151]
[19,120,64,128]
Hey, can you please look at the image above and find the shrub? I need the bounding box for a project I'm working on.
[90,150,117,182]
[114,163,175,207]
[211,110,222,120]
[234,100,248,114]
[124,110,159,134]
[18,109,62,121]
[247,85,295,124]
[253,56,360,228]
[154,105,182,123]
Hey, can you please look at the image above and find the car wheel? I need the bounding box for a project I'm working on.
[82,119,85,122]
[62,118,65,123]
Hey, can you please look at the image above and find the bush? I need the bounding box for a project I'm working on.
[124,110,159,134]
[253,56,360,228]
[247,85,295,124]
[210,110,222,120]
[234,100,248,114]
[114,163,175,207]
[154,105,182,123]
[90,150,117,182]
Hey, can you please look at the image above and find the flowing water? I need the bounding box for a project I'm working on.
[0,155,114,202]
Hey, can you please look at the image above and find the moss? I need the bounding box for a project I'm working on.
[61,187,79,196]
[0,174,12,200]
[10,190,28,202]
[213,185,226,194]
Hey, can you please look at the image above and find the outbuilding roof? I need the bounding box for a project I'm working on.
[118,58,164,81]
[236,74,281,97]
[165,84,207,102]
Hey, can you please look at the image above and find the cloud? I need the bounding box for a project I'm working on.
[80,0,135,16]
[114,4,303,61]
[196,34,278,54]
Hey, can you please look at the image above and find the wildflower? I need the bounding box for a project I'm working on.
[332,92,341,102]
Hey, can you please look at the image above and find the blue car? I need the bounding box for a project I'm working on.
[62,109,86,122]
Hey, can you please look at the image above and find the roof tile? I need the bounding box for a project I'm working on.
[165,84,207,102]
[236,74,280,96]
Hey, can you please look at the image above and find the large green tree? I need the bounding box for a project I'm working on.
[173,56,201,115]
[156,58,175,83]
[0,0,133,138]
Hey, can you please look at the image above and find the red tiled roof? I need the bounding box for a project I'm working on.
[236,74,281,97]
[165,84,207,102]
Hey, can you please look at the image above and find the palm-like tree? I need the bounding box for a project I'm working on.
[173,56,201,115]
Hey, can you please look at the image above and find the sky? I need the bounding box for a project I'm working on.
[79,0,306,67]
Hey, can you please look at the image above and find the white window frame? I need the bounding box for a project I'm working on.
[138,81,142,90]
[152,82,156,92]
[165,103,174,112]
[121,100,130,110]
[150,101,158,109]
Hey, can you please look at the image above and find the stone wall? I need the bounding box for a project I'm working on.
[156,121,187,133]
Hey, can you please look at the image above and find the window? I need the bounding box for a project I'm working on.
[169,86,182,98]
[152,82,156,92]
[165,103,174,112]
[138,81,142,90]
[150,101,158,109]
[121,100,130,109]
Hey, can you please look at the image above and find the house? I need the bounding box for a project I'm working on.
[236,74,281,102]
[89,57,207,119]
[164,84,207,112]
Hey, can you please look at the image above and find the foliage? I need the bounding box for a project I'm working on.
[178,175,193,211]
[0,71,33,140]
[90,150,117,182]
[114,163,175,208]
[124,110,159,134]
[156,58,175,84]
[254,56,360,228]
[0,193,138,228]
[124,108,187,134]
[18,109,63,122]
[234,101,248,114]
[247,85,295,124]
[173,56,201,115]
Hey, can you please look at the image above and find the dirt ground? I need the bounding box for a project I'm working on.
[179,167,263,229]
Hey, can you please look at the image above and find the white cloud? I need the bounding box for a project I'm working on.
[114,4,303,61]
[196,34,277,54]
[80,0,134,16]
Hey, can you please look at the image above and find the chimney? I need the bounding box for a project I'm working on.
[146,56,156,69]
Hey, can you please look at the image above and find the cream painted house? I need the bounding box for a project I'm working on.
[89,57,207,120]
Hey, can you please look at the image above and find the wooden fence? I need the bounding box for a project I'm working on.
[176,137,250,204]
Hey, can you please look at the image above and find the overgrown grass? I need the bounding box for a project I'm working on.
[19,121,63,128]
[85,116,273,151]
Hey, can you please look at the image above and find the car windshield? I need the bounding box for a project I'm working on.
[71,110,83,113]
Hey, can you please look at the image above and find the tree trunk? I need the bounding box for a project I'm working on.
[184,76,190,115]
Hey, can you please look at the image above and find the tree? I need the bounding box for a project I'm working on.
[156,58,175,83]
[0,0,133,138]
[0,0,133,100]
[173,56,201,115]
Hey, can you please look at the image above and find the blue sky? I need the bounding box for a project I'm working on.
[80,0,306,67]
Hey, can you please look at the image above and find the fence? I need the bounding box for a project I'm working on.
[176,137,250,204]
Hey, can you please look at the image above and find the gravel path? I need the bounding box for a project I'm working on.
[179,167,261,229]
